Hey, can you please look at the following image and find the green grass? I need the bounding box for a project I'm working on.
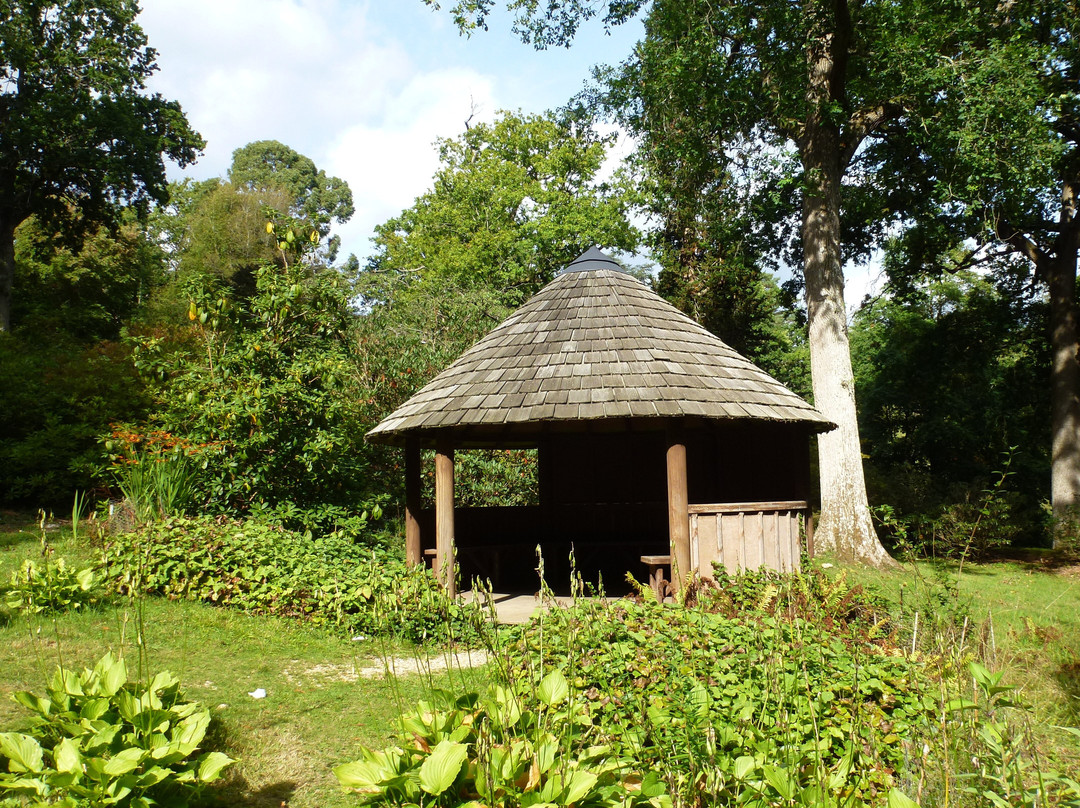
[838,553,1080,774]
[0,514,490,807]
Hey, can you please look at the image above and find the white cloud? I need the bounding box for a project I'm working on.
[326,68,497,259]
[137,0,645,261]
[141,0,410,179]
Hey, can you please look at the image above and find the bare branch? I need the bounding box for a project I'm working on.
[994,213,1049,277]
[841,102,904,168]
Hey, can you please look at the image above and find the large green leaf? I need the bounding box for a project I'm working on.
[12,691,52,718]
[94,653,128,697]
[733,755,757,780]
[130,708,173,736]
[54,737,82,775]
[0,733,43,773]
[334,758,397,790]
[102,746,145,776]
[762,765,794,801]
[418,740,468,796]
[171,710,210,755]
[537,670,569,706]
[560,769,598,805]
[115,690,141,723]
[197,751,235,783]
[887,788,921,808]
[0,775,48,796]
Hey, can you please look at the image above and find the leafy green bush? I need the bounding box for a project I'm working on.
[128,230,371,514]
[0,653,233,807]
[502,597,929,806]
[5,558,98,616]
[99,516,475,643]
[685,566,896,640]
[0,333,149,510]
[335,672,669,808]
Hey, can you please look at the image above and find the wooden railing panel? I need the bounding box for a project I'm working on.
[690,502,807,577]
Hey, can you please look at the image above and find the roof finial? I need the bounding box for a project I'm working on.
[562,246,624,273]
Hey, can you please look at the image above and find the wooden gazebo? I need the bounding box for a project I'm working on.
[367,248,834,595]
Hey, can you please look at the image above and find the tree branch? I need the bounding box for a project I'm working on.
[994,214,1050,277]
[841,102,904,168]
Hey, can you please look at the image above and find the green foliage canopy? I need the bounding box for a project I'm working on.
[0,0,203,331]
[229,140,355,234]
[128,226,368,514]
[367,110,639,307]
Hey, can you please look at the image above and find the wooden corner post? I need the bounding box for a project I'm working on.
[666,425,691,592]
[405,436,421,567]
[435,442,456,597]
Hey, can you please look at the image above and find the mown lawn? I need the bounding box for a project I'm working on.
[0,513,489,807]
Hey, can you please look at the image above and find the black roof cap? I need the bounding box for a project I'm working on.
[562,246,625,273]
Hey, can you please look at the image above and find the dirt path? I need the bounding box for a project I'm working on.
[285,650,490,687]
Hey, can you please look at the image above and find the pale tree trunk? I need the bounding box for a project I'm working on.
[1047,176,1080,545]
[800,0,895,567]
[0,215,14,333]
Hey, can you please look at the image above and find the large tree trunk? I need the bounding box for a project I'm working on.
[1047,176,1080,545]
[800,0,895,567]
[0,215,14,333]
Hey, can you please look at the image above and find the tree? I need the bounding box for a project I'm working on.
[851,267,1050,549]
[433,0,932,565]
[229,140,354,231]
[229,140,354,261]
[0,0,203,332]
[367,110,639,306]
[129,221,368,515]
[14,208,165,340]
[172,180,295,295]
[601,47,808,392]
[873,0,1080,541]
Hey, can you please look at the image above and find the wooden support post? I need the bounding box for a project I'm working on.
[435,443,456,597]
[666,428,691,592]
[405,437,421,567]
[804,507,816,559]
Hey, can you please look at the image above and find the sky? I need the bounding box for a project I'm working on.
[138,0,883,308]
[139,0,643,265]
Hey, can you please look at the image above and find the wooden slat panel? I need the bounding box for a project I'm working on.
[743,510,764,570]
[690,514,700,573]
[763,511,780,570]
[717,513,740,574]
[690,505,808,577]
[695,514,720,577]
[794,512,803,574]
[778,511,792,572]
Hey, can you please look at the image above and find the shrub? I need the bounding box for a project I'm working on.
[128,236,371,514]
[0,653,233,807]
[99,516,478,643]
[335,673,670,808]
[5,557,98,616]
[502,598,928,806]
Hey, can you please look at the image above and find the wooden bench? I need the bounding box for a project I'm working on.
[640,554,671,600]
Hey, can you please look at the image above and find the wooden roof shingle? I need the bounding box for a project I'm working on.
[367,248,833,444]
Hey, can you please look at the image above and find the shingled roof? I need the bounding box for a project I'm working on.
[367,248,833,445]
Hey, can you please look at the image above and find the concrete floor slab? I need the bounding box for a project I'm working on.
[460,592,598,624]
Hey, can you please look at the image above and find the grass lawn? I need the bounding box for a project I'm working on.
[0,513,489,807]
[840,551,1080,771]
